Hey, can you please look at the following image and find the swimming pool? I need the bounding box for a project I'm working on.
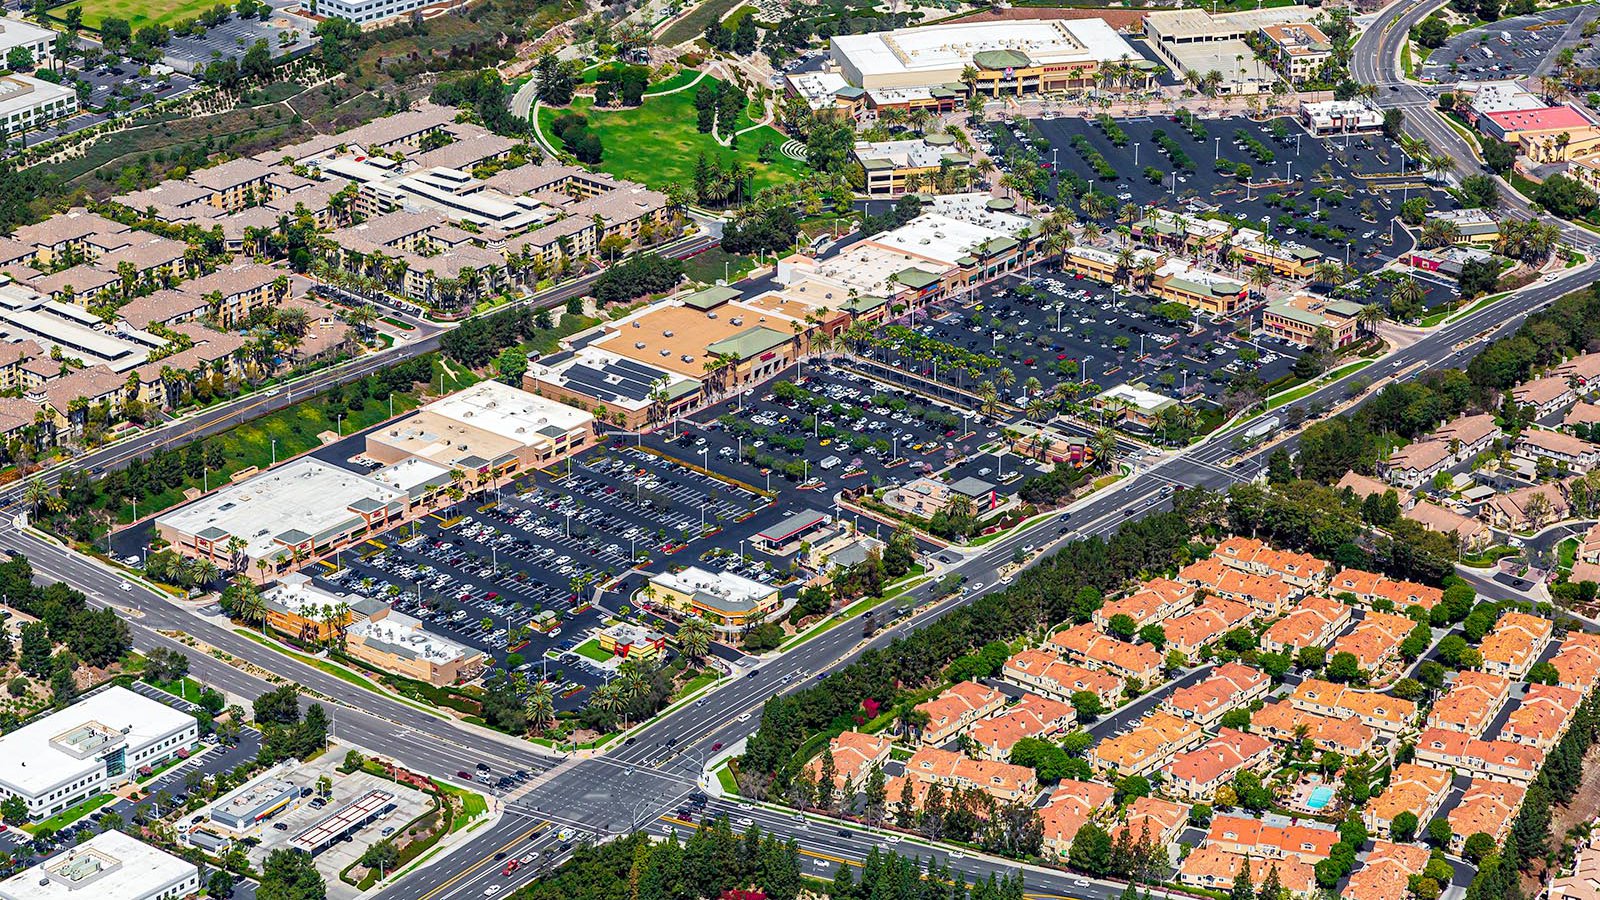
[1305,786,1335,810]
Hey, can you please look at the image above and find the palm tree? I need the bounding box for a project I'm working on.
[526,683,555,732]
[23,477,61,517]
[230,577,268,634]
[1091,427,1119,473]
[1356,303,1384,335]
[677,617,712,662]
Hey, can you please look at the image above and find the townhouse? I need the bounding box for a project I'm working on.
[1338,470,1411,507]
[1210,536,1330,590]
[1092,577,1196,630]
[1002,648,1122,709]
[1329,610,1418,674]
[1552,632,1600,693]
[1381,439,1452,488]
[1500,683,1582,750]
[1565,401,1600,431]
[1514,428,1600,473]
[1089,711,1204,778]
[1113,796,1189,848]
[1261,596,1352,655]
[1478,611,1555,679]
[1205,815,1341,864]
[886,747,1039,811]
[1291,679,1416,739]
[1362,762,1453,835]
[1251,699,1378,757]
[1513,375,1578,419]
[1039,780,1115,858]
[32,365,128,433]
[1049,623,1164,685]
[12,209,130,266]
[1161,727,1274,802]
[1414,728,1544,784]
[1163,662,1270,729]
[1164,598,1256,660]
[1484,480,1572,532]
[1176,557,1295,616]
[968,693,1075,761]
[806,731,893,791]
[1403,500,1492,552]
[1179,846,1317,898]
[1346,842,1433,900]
[913,680,1006,745]
[1433,413,1502,458]
[1426,670,1512,738]
[1327,568,1443,611]
[1554,352,1600,387]
[172,262,285,328]
[1447,779,1526,853]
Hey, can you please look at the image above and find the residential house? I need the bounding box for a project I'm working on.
[1346,842,1433,900]
[1161,728,1274,802]
[1205,815,1341,864]
[886,747,1039,811]
[1447,779,1526,853]
[1164,598,1256,659]
[1291,679,1416,738]
[1500,683,1582,749]
[1433,413,1502,458]
[1483,480,1571,531]
[1478,611,1554,679]
[173,263,285,327]
[1426,671,1512,738]
[1002,649,1122,709]
[1089,711,1204,778]
[1327,568,1444,610]
[1261,596,1352,655]
[1039,780,1116,858]
[1049,623,1164,685]
[1329,610,1418,674]
[1404,500,1492,552]
[1211,536,1330,590]
[968,693,1076,760]
[1514,428,1600,473]
[805,731,893,792]
[1338,470,1411,507]
[1555,353,1600,387]
[1552,632,1600,693]
[1513,375,1578,418]
[1382,440,1452,488]
[1414,728,1544,784]
[1093,577,1196,629]
[1251,699,1378,758]
[1564,402,1600,431]
[1176,557,1295,616]
[1164,662,1271,729]
[1179,847,1317,898]
[1362,762,1453,835]
[913,681,1006,745]
[1113,796,1189,848]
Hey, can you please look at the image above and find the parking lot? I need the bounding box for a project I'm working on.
[310,440,777,709]
[989,114,1424,275]
[159,4,319,72]
[1421,7,1600,81]
[873,271,1300,410]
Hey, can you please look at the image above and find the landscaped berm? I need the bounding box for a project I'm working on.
[49,0,217,29]
[538,75,806,194]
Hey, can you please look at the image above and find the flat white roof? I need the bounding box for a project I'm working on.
[867,212,1018,268]
[422,379,592,442]
[156,457,404,558]
[0,831,196,900]
[833,17,1136,79]
[652,566,773,606]
[1098,382,1175,413]
[786,71,852,109]
[0,18,58,52]
[349,611,477,663]
[0,687,194,799]
[0,74,73,119]
[370,456,454,494]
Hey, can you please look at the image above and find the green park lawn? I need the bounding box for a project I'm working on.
[540,81,805,194]
[51,0,217,30]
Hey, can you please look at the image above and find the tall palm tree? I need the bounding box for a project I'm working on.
[677,617,712,663]
[1091,427,1119,473]
[23,477,61,517]
[1390,274,1426,314]
[1356,303,1384,335]
[526,683,555,732]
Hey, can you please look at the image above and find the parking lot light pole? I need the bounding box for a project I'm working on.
[1213,137,1220,161]
[1133,142,1139,167]
[271,438,277,466]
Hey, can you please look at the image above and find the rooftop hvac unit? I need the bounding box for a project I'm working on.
[681,354,695,363]
[663,330,674,337]
[660,349,670,357]
[707,312,718,319]
[631,321,640,328]
[635,341,645,349]
[730,317,743,326]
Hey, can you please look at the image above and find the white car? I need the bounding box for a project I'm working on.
[119,581,133,592]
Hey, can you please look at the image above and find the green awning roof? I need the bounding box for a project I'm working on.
[974,49,1030,70]
[895,268,941,289]
[682,285,741,309]
[707,325,792,359]
[844,294,890,313]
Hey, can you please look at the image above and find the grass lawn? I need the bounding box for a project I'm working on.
[540,81,805,194]
[1560,538,1578,571]
[574,638,611,663]
[50,0,215,29]
[714,760,739,796]
[681,247,758,285]
[523,314,598,357]
[148,675,206,703]
[26,794,115,834]
[646,69,703,94]
[431,779,488,832]
[234,629,395,700]
[660,0,742,45]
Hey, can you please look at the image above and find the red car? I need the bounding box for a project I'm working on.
[503,860,521,876]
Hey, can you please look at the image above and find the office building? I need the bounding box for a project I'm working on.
[0,74,76,138]
[0,831,198,900]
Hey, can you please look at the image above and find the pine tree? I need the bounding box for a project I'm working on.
[1230,857,1254,900]
[1258,863,1284,900]
[816,749,836,811]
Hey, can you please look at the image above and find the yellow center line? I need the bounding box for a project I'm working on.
[416,822,549,900]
